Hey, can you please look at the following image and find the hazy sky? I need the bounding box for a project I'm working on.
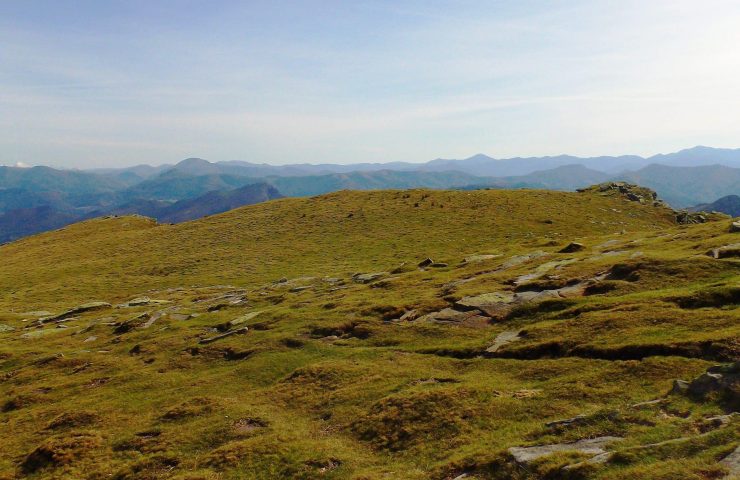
[3,0,740,168]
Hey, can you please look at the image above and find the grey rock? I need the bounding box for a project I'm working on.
[430,262,448,268]
[730,221,740,233]
[352,272,388,284]
[419,308,488,325]
[720,446,740,479]
[455,292,515,318]
[463,254,500,264]
[671,379,690,394]
[631,398,667,408]
[500,251,548,270]
[508,436,623,464]
[486,330,521,353]
[397,310,418,322]
[708,243,740,259]
[562,452,614,471]
[224,311,263,329]
[545,414,588,429]
[40,301,112,324]
[417,258,434,268]
[199,326,249,345]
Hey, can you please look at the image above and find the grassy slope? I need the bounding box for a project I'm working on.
[0,188,737,480]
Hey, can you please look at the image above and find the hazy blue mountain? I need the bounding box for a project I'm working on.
[91,164,173,186]
[689,194,740,216]
[91,183,283,223]
[0,166,125,195]
[156,183,283,223]
[121,171,261,201]
[265,170,485,197]
[612,164,740,207]
[0,189,73,214]
[0,205,80,243]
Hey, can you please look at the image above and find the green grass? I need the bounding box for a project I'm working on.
[0,188,737,479]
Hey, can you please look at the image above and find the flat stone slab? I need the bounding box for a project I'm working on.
[708,243,740,259]
[508,436,623,464]
[456,292,514,317]
[41,302,111,324]
[420,308,489,326]
[352,272,388,284]
[486,330,521,353]
[463,254,501,264]
[228,311,263,328]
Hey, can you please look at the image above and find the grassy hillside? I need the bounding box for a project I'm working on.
[0,188,737,480]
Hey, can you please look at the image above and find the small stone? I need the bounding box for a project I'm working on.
[199,327,249,345]
[417,258,434,268]
[389,262,408,274]
[399,310,418,321]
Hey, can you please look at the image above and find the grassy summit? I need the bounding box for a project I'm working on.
[0,187,737,479]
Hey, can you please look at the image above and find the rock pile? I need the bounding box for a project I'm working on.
[577,182,665,207]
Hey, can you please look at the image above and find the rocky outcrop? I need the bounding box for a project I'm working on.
[676,211,708,224]
[577,182,664,207]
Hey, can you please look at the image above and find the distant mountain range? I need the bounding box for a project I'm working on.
[0,146,738,242]
[690,194,740,217]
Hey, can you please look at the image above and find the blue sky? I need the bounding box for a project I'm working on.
[2,0,740,168]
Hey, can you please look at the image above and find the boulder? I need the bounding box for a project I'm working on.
[671,379,690,394]
[559,242,585,253]
[730,221,740,233]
